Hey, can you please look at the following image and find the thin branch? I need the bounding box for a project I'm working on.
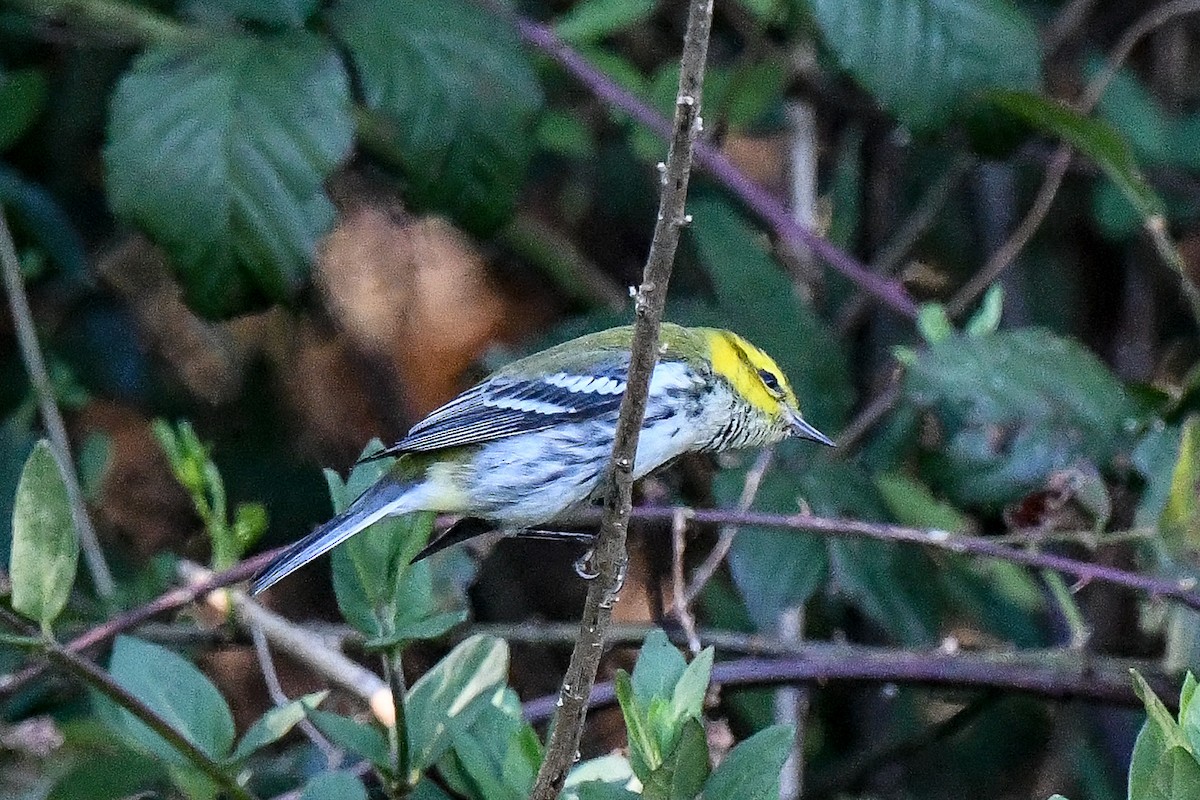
[522,645,1176,723]
[670,509,701,655]
[949,0,1200,320]
[503,8,919,320]
[381,648,410,798]
[249,624,338,765]
[175,561,393,724]
[684,446,774,603]
[621,506,1200,611]
[0,608,256,800]
[529,1,714,795]
[0,549,279,700]
[0,209,115,601]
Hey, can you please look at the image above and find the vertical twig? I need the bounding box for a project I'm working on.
[382,648,410,798]
[249,624,338,765]
[528,1,715,796]
[670,509,701,655]
[0,208,115,601]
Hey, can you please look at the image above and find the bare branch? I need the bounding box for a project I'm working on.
[529,0,715,795]
[0,209,115,601]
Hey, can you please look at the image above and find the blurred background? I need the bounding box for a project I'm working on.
[2,0,1200,797]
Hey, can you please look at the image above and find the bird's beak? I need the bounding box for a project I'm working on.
[787,411,836,447]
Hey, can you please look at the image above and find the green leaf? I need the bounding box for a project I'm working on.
[305,709,391,770]
[406,635,509,771]
[105,33,353,318]
[1159,416,1200,557]
[1089,59,1171,165]
[207,0,318,26]
[616,670,661,775]
[330,0,543,233]
[229,691,327,762]
[916,303,954,343]
[556,0,656,44]
[331,508,437,640]
[719,467,827,630]
[965,284,1004,337]
[0,68,47,151]
[809,0,1039,131]
[10,440,78,628]
[565,754,638,800]
[631,629,687,705]
[670,648,713,725]
[1183,673,1200,753]
[656,716,709,800]
[1132,670,1192,753]
[875,472,972,533]
[906,328,1139,507]
[988,90,1164,226]
[99,636,236,765]
[439,687,541,800]
[702,724,793,800]
[300,771,368,800]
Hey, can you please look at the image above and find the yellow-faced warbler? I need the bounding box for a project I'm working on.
[251,323,833,594]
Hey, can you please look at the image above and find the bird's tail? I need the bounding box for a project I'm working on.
[250,478,412,595]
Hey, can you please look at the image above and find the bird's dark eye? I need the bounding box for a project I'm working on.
[757,368,782,394]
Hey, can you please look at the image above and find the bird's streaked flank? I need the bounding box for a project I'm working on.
[251,324,833,594]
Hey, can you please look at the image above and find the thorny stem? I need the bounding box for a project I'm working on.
[0,209,115,602]
[529,0,714,796]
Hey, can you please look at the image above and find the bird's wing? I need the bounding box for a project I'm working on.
[374,358,630,455]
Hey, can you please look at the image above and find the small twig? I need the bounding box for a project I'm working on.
[0,208,115,602]
[0,548,279,699]
[0,608,256,800]
[836,154,974,334]
[949,0,1200,320]
[684,447,774,603]
[249,624,338,766]
[618,507,1200,611]
[670,509,701,655]
[176,561,394,725]
[522,645,1177,722]
[529,1,714,796]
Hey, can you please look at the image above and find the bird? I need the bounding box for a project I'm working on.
[250,323,833,594]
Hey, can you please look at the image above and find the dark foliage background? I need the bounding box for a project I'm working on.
[2,0,1200,798]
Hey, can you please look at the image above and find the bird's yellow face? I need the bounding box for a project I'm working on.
[704,329,834,446]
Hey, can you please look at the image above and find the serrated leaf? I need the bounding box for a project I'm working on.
[306,709,391,770]
[810,0,1039,130]
[906,328,1139,507]
[330,0,543,233]
[10,440,78,629]
[989,90,1164,226]
[105,33,353,318]
[556,0,656,44]
[99,636,235,765]
[300,770,368,800]
[406,635,509,771]
[702,724,792,800]
[230,690,327,762]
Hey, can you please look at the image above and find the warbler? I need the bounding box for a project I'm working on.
[251,323,833,594]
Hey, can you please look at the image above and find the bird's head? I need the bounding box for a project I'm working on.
[703,329,835,447]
